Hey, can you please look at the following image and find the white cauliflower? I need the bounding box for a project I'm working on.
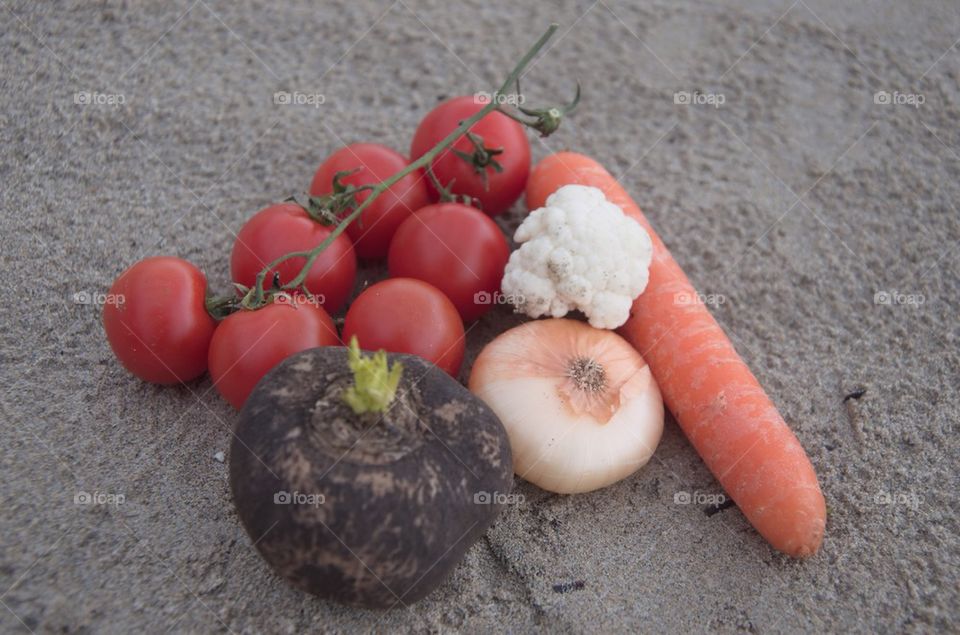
[501,184,653,329]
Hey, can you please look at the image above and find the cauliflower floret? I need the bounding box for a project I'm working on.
[501,184,653,329]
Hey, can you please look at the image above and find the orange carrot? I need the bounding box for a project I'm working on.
[526,152,826,557]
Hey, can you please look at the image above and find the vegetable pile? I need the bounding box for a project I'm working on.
[101,22,826,609]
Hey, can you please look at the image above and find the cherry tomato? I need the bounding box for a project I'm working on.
[310,143,430,260]
[343,279,465,376]
[231,203,357,313]
[410,96,530,216]
[103,257,217,384]
[208,302,340,409]
[388,203,510,322]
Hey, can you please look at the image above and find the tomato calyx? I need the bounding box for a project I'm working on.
[206,279,276,319]
[205,289,245,320]
[424,165,482,209]
[451,131,504,190]
[208,273,321,318]
[299,169,373,226]
[499,79,581,137]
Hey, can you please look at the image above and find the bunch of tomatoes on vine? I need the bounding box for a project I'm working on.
[103,27,578,410]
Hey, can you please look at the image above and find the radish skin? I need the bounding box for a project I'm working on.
[526,153,826,557]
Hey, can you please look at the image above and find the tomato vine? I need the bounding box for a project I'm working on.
[219,23,575,313]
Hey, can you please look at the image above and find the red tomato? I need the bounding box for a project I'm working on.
[388,203,510,322]
[103,257,217,384]
[343,279,465,377]
[208,302,340,409]
[310,143,430,260]
[231,203,357,313]
[410,96,530,216]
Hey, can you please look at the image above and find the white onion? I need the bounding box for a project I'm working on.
[469,318,663,494]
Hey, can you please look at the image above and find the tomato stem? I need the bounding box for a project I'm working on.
[497,81,581,136]
[424,165,479,207]
[451,131,504,191]
[241,23,566,310]
[205,293,243,320]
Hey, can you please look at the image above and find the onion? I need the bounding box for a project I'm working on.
[469,318,664,494]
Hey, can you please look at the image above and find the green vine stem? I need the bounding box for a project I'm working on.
[240,23,567,311]
[496,79,581,136]
[423,164,478,207]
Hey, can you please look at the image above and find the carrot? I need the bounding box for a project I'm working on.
[526,152,826,557]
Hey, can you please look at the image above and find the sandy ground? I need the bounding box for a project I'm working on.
[2,0,959,632]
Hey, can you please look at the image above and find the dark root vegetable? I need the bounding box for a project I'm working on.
[229,346,513,608]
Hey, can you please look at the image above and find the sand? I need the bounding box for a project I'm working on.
[1,0,958,632]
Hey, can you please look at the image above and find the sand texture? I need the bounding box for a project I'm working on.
[1,1,958,632]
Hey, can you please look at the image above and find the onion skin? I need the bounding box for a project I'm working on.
[469,319,664,494]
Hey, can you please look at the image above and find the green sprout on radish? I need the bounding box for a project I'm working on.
[342,336,403,415]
